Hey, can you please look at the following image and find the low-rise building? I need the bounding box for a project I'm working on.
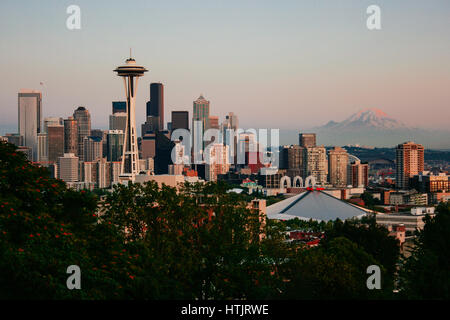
[376,207,435,232]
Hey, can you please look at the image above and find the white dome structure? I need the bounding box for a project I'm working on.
[267,189,372,221]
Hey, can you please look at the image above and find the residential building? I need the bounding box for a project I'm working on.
[396,141,424,189]
[328,147,349,187]
[304,146,327,185]
[350,160,369,187]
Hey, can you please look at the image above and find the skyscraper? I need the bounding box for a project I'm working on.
[37,133,48,163]
[109,112,127,132]
[147,83,164,131]
[192,94,210,155]
[140,132,156,160]
[280,145,305,178]
[73,106,91,160]
[106,130,124,162]
[64,116,78,154]
[47,125,64,163]
[328,147,349,187]
[114,56,148,181]
[222,112,239,161]
[112,101,126,114]
[141,116,160,136]
[83,136,103,162]
[396,141,425,189]
[299,133,316,148]
[304,146,327,185]
[171,111,189,131]
[18,89,42,161]
[193,95,210,130]
[350,160,369,188]
[43,117,63,133]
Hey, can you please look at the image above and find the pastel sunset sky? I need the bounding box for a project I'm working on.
[1,0,449,132]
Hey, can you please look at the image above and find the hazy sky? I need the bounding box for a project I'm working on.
[1,0,449,132]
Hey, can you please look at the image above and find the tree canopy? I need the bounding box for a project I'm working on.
[1,141,448,299]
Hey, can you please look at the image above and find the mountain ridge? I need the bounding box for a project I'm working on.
[316,108,409,131]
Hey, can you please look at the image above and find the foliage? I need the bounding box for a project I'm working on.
[399,202,450,299]
[1,141,446,300]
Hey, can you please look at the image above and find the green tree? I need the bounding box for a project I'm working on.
[0,141,133,299]
[399,202,450,299]
[279,237,387,299]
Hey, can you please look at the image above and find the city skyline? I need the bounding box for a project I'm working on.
[1,0,450,138]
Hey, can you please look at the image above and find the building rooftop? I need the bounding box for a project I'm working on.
[267,189,371,221]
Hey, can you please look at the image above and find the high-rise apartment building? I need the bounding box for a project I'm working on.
[304,146,327,185]
[299,133,316,148]
[328,147,349,187]
[58,153,79,183]
[64,116,78,154]
[171,111,189,131]
[396,141,425,189]
[73,106,91,161]
[147,83,164,131]
[18,90,42,161]
[350,160,369,187]
[47,125,64,163]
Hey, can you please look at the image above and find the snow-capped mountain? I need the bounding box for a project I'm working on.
[319,108,407,130]
[303,108,450,148]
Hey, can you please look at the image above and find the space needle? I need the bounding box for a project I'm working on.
[114,53,148,182]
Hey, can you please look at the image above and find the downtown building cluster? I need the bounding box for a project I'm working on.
[2,62,449,219]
